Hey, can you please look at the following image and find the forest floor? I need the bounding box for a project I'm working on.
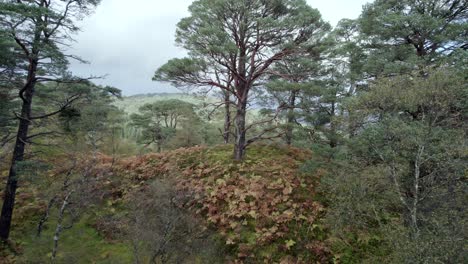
[0,144,330,263]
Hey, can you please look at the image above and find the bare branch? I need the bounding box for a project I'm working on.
[26,131,64,140]
[30,93,82,120]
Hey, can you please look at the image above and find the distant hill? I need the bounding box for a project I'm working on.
[124,92,186,98]
[114,93,214,115]
[114,93,263,125]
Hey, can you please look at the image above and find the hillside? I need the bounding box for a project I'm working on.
[1,0,465,263]
[2,144,328,263]
[113,93,214,115]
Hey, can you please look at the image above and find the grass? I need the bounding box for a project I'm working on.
[16,214,133,264]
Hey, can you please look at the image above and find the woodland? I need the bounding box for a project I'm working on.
[0,0,466,263]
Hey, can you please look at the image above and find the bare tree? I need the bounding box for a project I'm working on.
[126,180,224,263]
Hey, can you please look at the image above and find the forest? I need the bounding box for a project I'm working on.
[0,0,466,263]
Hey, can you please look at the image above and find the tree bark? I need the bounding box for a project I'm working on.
[410,145,424,238]
[329,101,338,148]
[285,89,297,146]
[156,140,162,153]
[233,97,248,161]
[51,191,73,262]
[37,196,57,237]
[223,91,231,144]
[0,60,37,241]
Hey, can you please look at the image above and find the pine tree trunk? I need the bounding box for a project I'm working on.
[234,25,247,161]
[347,79,357,138]
[0,63,37,240]
[285,90,297,146]
[156,140,162,153]
[233,98,247,161]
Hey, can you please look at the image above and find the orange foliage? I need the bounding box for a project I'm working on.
[72,145,329,262]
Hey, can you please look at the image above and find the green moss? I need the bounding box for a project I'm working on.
[204,145,233,164]
[240,229,257,246]
[15,215,133,264]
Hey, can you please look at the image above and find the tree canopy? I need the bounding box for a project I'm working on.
[358,0,468,75]
[155,0,330,160]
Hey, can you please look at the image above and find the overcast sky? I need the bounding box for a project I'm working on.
[69,0,371,96]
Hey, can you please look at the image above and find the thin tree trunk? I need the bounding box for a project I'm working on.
[285,90,297,146]
[0,60,37,241]
[410,145,424,238]
[347,79,357,138]
[329,101,337,148]
[223,92,231,144]
[51,191,73,262]
[156,141,162,153]
[37,196,57,237]
[111,127,117,167]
